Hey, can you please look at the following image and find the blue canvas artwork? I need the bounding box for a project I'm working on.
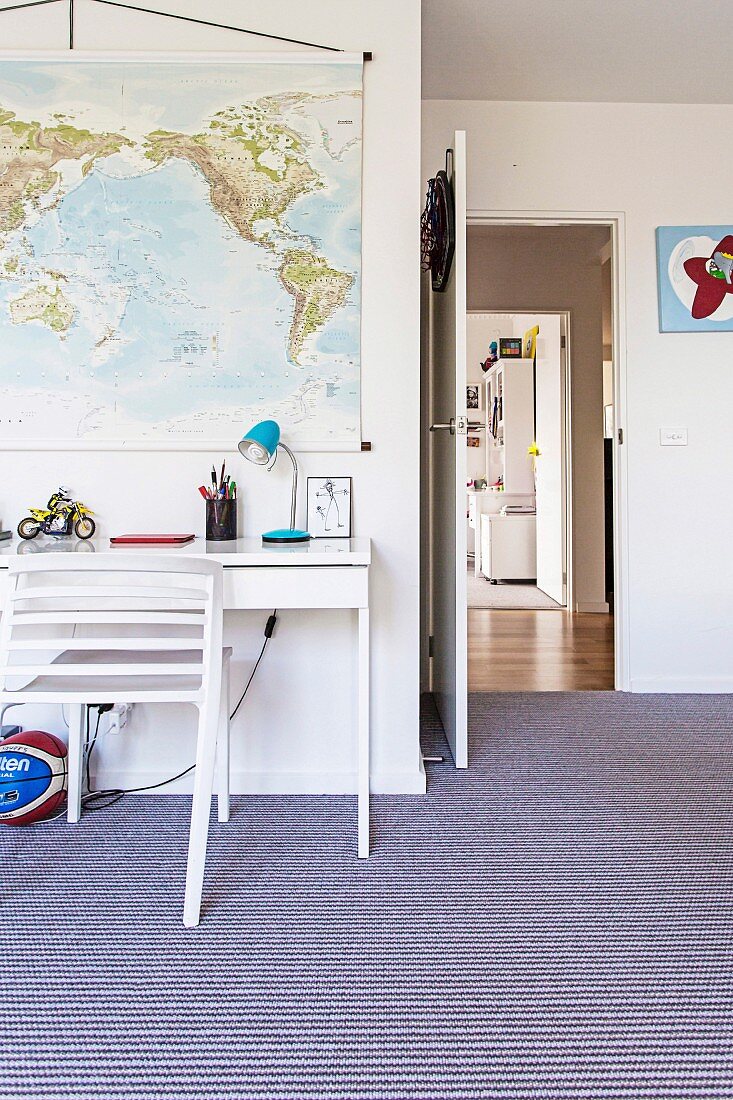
[656,225,733,332]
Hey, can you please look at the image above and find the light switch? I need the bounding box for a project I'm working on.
[659,428,688,446]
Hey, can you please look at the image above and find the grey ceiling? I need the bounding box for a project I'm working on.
[422,0,733,103]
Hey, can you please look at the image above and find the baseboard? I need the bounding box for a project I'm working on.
[574,600,610,613]
[630,677,733,694]
[93,768,428,796]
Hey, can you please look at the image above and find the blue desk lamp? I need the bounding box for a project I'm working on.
[238,420,311,544]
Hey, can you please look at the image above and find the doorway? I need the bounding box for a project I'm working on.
[467,310,570,612]
[422,129,630,764]
[464,223,616,692]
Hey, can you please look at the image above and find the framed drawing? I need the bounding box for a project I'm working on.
[656,225,733,332]
[466,384,481,411]
[0,53,364,449]
[307,477,352,538]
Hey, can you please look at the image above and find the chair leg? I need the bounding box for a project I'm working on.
[183,698,220,928]
[217,656,230,824]
[67,704,85,824]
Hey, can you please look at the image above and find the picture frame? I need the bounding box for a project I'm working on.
[466,384,482,411]
[307,476,352,539]
[499,337,522,358]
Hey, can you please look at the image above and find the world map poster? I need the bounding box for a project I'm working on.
[0,55,363,448]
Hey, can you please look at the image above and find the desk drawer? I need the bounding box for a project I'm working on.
[224,566,368,610]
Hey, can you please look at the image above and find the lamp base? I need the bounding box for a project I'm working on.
[262,528,311,545]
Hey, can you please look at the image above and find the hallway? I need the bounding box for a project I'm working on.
[469,609,615,691]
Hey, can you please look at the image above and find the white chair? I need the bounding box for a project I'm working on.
[0,554,230,927]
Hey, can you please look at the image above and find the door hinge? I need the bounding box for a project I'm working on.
[617,428,624,444]
[560,335,567,349]
[428,635,435,658]
[562,571,567,584]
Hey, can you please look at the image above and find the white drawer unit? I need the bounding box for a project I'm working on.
[480,513,537,583]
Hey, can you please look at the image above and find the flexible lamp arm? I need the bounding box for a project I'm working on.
[278,441,298,531]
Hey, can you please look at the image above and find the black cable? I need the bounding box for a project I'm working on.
[230,611,277,722]
[85,706,102,793]
[0,0,62,13]
[83,762,197,811]
[81,611,278,810]
[0,0,374,59]
[89,0,343,51]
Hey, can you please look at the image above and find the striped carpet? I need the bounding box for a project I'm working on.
[2,692,733,1099]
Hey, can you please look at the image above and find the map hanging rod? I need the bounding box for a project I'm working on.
[0,0,372,58]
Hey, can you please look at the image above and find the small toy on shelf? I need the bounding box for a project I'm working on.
[17,487,96,540]
[480,340,499,373]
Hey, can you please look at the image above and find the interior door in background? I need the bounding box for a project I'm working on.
[428,131,467,767]
[532,314,566,605]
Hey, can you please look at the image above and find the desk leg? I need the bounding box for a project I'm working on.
[358,606,370,857]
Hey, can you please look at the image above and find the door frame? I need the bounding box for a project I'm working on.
[465,211,630,692]
[467,308,573,610]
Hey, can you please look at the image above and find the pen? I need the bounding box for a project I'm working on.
[211,467,217,494]
[220,461,226,491]
[197,485,209,500]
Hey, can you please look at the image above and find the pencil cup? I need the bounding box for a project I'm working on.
[206,498,237,541]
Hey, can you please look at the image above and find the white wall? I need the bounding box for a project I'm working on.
[424,100,733,691]
[0,0,424,792]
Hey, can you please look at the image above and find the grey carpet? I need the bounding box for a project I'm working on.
[2,692,733,1099]
[467,563,563,609]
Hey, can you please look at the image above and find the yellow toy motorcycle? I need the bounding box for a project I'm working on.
[18,487,96,540]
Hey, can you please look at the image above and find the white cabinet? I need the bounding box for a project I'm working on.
[484,358,535,495]
[480,513,537,583]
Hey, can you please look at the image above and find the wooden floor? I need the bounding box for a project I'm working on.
[468,608,615,691]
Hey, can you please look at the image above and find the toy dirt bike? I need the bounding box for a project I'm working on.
[17,488,96,541]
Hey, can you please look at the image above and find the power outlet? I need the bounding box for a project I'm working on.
[108,703,133,734]
[659,427,688,446]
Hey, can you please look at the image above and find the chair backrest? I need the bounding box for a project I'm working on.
[0,554,223,701]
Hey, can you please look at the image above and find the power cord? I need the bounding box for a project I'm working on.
[230,612,277,722]
[82,611,278,811]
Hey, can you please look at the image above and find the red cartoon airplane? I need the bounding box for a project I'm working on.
[683,234,733,319]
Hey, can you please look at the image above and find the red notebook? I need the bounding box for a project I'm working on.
[110,534,196,546]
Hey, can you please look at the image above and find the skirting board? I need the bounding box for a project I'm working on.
[575,600,611,613]
[630,677,733,694]
[93,768,428,796]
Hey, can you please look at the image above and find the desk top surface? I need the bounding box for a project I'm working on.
[0,536,371,567]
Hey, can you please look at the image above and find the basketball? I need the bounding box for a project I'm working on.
[0,731,67,825]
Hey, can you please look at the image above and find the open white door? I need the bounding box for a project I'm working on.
[533,314,566,605]
[429,132,467,767]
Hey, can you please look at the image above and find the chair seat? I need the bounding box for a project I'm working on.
[1,646,232,702]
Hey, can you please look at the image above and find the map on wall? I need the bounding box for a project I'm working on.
[0,56,362,447]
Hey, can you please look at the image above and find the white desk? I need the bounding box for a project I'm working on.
[0,536,372,856]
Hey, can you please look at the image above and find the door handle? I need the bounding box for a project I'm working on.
[430,418,456,434]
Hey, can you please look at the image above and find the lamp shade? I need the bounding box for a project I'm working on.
[238,420,280,465]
